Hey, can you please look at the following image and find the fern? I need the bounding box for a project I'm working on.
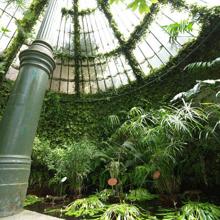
[162,20,193,43]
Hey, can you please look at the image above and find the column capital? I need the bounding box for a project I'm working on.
[19,40,56,77]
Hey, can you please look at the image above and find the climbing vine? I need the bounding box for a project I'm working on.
[73,0,81,95]
[52,0,220,91]
[0,0,220,95]
[62,7,97,17]
[1,11,220,141]
[0,0,48,83]
[79,8,97,16]
[125,4,159,49]
[54,47,122,62]
[98,0,145,81]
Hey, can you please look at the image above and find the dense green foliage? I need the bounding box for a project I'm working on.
[0,0,48,82]
[99,203,148,220]
[25,82,220,198]
[65,196,105,217]
[31,138,100,195]
[160,202,220,220]
[0,1,220,216]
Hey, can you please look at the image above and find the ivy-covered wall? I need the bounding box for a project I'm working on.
[0,6,220,145]
[34,6,220,144]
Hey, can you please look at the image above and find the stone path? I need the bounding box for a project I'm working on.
[0,210,63,220]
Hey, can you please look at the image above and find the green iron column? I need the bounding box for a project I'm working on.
[0,0,57,217]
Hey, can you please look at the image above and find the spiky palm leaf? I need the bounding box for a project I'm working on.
[185,57,220,72]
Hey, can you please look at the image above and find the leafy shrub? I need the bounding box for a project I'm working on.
[108,101,208,194]
[65,196,105,217]
[159,202,220,220]
[126,188,158,202]
[31,137,101,195]
[46,139,100,195]
[99,203,151,220]
[180,202,220,220]
[30,137,52,190]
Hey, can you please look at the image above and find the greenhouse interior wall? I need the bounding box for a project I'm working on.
[0,0,220,219]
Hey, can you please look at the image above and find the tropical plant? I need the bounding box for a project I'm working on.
[46,139,100,195]
[109,0,158,14]
[126,188,158,202]
[99,203,150,220]
[156,208,176,220]
[159,202,220,220]
[31,137,102,195]
[162,20,194,43]
[180,202,220,220]
[171,79,220,103]
[65,196,105,217]
[130,164,154,187]
[108,101,208,194]
[108,161,121,179]
[184,57,220,73]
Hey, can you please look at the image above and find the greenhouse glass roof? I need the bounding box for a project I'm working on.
[1,0,220,95]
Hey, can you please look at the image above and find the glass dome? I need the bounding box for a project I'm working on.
[1,0,220,95]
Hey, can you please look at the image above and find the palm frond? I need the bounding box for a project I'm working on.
[185,57,220,73]
[162,19,193,43]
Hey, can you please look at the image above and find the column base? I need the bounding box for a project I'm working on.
[0,155,31,217]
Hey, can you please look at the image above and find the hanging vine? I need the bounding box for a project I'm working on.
[79,8,97,16]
